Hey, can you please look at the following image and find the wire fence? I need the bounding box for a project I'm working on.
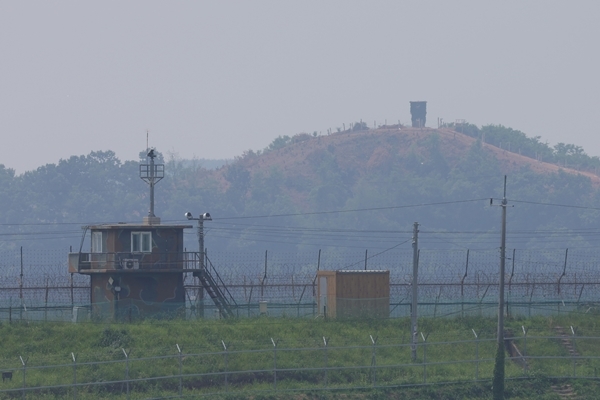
[0,331,599,398]
[0,297,592,324]
[0,247,599,322]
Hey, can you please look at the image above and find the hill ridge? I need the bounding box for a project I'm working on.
[220,126,600,187]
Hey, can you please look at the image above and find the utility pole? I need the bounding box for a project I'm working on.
[411,222,419,362]
[185,212,212,319]
[492,176,508,399]
[185,212,212,269]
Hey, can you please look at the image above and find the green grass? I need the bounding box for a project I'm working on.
[0,314,599,398]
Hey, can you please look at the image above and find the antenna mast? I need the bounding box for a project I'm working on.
[140,148,164,224]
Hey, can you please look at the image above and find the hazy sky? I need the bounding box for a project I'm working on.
[1,1,599,173]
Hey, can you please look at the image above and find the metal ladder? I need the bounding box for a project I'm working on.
[194,258,237,318]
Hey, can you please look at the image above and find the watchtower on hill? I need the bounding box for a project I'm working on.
[410,101,427,128]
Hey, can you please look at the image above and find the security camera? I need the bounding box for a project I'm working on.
[202,212,212,220]
[185,212,193,220]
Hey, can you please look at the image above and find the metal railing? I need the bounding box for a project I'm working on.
[205,255,238,312]
[70,251,205,272]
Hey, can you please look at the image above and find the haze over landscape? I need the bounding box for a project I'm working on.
[4,4,600,398]
[1,1,600,257]
[1,1,600,173]
[2,121,600,255]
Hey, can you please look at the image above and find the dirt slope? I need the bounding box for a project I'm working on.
[219,126,600,187]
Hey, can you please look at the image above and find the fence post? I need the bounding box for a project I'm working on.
[529,285,535,318]
[370,335,377,387]
[298,285,308,318]
[71,353,77,400]
[571,326,576,377]
[176,344,182,397]
[557,248,568,296]
[44,279,49,322]
[507,249,515,318]
[222,340,228,392]
[461,250,469,318]
[521,326,528,375]
[577,285,585,308]
[421,333,429,383]
[472,329,479,380]
[122,349,130,400]
[70,273,74,308]
[271,338,277,390]
[313,250,321,317]
[19,356,27,400]
[247,283,253,318]
[322,336,328,387]
[261,251,268,299]
[19,246,23,297]
[433,287,442,318]
[20,246,23,322]
[478,284,491,318]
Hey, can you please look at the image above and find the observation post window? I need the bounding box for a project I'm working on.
[92,232,104,253]
[131,232,152,253]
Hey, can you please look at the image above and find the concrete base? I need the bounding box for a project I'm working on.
[143,216,161,225]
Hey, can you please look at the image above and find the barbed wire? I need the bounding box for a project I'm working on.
[0,248,599,304]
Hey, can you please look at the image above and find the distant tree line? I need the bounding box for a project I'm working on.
[2,123,600,255]
[445,122,600,172]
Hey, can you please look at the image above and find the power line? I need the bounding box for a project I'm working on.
[205,234,400,249]
[214,199,489,220]
[0,222,98,227]
[204,227,407,242]
[212,220,413,234]
[509,199,600,211]
[339,238,412,270]
[1,197,597,229]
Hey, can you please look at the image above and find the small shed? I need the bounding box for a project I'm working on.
[316,270,389,318]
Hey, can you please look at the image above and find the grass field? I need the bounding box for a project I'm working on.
[0,313,599,398]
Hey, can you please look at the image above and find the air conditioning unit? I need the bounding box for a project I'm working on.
[122,259,139,270]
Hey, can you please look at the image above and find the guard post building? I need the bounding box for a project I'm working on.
[68,149,193,320]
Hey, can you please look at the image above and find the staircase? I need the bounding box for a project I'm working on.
[554,326,579,358]
[551,326,580,399]
[550,384,578,399]
[193,257,237,318]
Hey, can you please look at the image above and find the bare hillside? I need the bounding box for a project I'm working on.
[216,126,600,187]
